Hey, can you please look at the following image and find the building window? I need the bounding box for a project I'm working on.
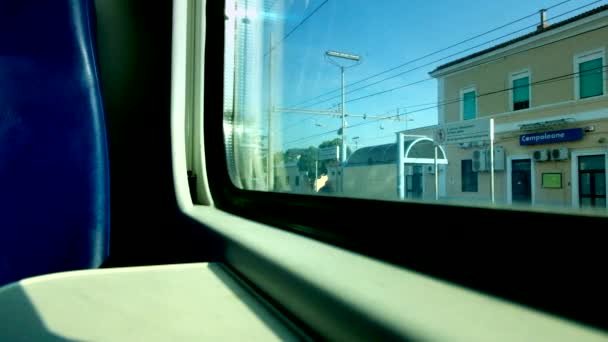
[461,87,476,120]
[579,59,603,98]
[295,176,300,186]
[575,49,605,99]
[510,70,530,111]
[461,159,478,192]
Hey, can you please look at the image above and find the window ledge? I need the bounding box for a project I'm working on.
[184,205,608,341]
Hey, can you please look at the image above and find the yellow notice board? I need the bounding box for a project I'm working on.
[542,173,562,189]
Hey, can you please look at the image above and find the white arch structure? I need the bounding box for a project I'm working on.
[396,134,448,201]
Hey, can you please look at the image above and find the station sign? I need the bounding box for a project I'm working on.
[519,128,583,145]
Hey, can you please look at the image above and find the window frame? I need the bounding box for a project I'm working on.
[189,1,608,334]
[573,48,606,100]
[460,86,477,120]
[509,68,531,111]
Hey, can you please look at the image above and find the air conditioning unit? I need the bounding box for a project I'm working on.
[472,149,488,172]
[551,147,569,161]
[533,149,550,162]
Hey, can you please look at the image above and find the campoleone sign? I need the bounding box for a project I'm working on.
[519,128,584,146]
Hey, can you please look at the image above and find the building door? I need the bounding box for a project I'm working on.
[406,166,423,199]
[511,159,531,204]
[578,155,606,208]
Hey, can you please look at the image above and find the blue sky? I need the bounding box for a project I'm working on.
[263,0,603,151]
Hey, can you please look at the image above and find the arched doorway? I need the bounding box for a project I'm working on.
[397,135,448,200]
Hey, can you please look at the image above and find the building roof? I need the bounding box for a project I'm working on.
[430,5,608,75]
[346,137,447,167]
[347,143,397,166]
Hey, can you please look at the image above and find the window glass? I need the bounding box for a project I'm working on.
[579,58,603,98]
[595,173,605,196]
[222,0,608,215]
[579,155,604,170]
[462,90,477,120]
[513,76,530,110]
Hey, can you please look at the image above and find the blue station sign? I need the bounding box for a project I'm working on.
[519,128,584,146]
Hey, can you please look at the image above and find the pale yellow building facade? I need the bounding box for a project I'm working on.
[428,5,608,210]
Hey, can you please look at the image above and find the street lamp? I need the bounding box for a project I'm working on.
[325,50,360,192]
[325,50,360,164]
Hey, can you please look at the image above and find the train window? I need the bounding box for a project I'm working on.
[191,1,608,334]
[222,1,608,214]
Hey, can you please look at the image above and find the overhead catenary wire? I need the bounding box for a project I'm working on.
[282,116,329,131]
[282,19,608,141]
[287,0,576,109]
[302,0,603,110]
[379,101,448,117]
[278,0,593,132]
[357,134,399,144]
[284,63,608,146]
[264,0,329,57]
[348,64,608,130]
[282,117,314,131]
[341,18,608,106]
[305,64,608,145]
[284,69,603,146]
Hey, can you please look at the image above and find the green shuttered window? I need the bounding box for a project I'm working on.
[463,90,476,120]
[579,58,603,99]
[513,76,529,110]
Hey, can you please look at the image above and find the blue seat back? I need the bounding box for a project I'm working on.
[0,0,110,285]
